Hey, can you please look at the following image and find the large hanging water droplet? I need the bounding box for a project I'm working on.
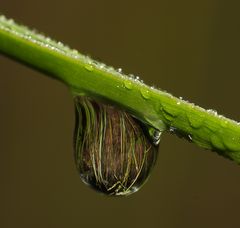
[74,96,160,196]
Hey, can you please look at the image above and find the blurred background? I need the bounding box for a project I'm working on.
[1,0,240,227]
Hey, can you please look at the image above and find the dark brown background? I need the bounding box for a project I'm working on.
[1,0,240,227]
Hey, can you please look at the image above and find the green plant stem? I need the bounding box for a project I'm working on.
[0,15,240,163]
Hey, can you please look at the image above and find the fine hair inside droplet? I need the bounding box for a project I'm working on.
[74,96,160,196]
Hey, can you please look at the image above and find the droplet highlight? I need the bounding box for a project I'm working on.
[74,96,159,196]
[117,68,122,73]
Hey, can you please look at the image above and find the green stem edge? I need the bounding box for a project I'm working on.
[0,15,240,163]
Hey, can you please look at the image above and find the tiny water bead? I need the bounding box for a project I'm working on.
[123,80,133,90]
[74,96,160,196]
[84,64,93,72]
[187,112,204,129]
[147,126,161,145]
[210,134,226,151]
[140,88,150,100]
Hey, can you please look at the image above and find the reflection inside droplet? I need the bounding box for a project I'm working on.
[74,96,160,196]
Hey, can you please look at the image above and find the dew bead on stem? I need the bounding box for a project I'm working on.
[74,96,160,196]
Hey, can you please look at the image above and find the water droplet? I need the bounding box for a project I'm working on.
[220,120,228,128]
[207,109,218,116]
[161,103,179,122]
[162,111,174,122]
[99,63,105,69]
[144,116,167,132]
[72,49,79,56]
[45,37,51,43]
[0,15,7,21]
[134,75,141,83]
[169,126,176,133]
[84,64,93,72]
[140,88,150,99]
[188,134,192,141]
[57,41,64,47]
[210,134,226,151]
[187,112,204,129]
[74,96,159,196]
[124,80,133,90]
[129,74,135,79]
[117,68,122,73]
[223,136,240,152]
[145,126,162,145]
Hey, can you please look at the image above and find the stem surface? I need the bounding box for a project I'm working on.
[1,15,240,162]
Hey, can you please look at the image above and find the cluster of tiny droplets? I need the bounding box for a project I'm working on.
[2,16,240,152]
[0,15,87,60]
[0,16,157,89]
[1,15,240,129]
[0,15,166,100]
[173,92,240,128]
[102,61,240,131]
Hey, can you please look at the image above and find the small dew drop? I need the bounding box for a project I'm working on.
[72,49,79,55]
[161,103,179,122]
[140,88,150,100]
[117,68,122,73]
[186,110,204,129]
[0,15,7,21]
[207,109,218,116]
[84,64,93,72]
[57,41,64,47]
[146,126,162,146]
[8,18,14,25]
[188,134,192,141]
[169,126,176,133]
[222,136,240,152]
[45,37,51,43]
[129,74,135,79]
[152,131,161,145]
[162,111,174,122]
[134,76,140,82]
[124,80,133,90]
[210,134,226,151]
[220,120,228,128]
[99,63,105,69]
